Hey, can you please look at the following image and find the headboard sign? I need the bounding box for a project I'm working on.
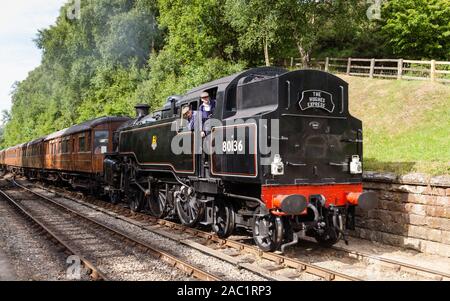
[299,90,335,113]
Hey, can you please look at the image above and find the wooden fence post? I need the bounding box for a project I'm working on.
[430,60,436,81]
[325,57,330,72]
[346,58,352,75]
[369,58,375,78]
[397,59,403,80]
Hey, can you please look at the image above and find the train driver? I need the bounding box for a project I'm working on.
[181,106,199,132]
[199,91,216,125]
[182,105,210,138]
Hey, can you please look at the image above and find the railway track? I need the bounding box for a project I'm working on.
[329,245,450,281]
[0,188,107,281]
[0,180,221,281]
[25,181,362,281]
[19,179,450,281]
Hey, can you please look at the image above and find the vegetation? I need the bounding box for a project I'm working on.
[382,0,450,59]
[345,75,450,175]
[1,0,449,175]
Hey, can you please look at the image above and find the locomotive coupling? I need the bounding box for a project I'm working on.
[272,194,308,215]
[346,191,378,210]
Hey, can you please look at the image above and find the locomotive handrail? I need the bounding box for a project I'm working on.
[329,162,348,166]
[285,80,291,110]
[341,138,363,143]
[286,161,307,167]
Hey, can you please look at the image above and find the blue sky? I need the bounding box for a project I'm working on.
[0,0,67,117]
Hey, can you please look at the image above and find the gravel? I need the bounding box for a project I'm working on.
[0,196,72,280]
[5,190,191,281]
[30,186,266,281]
[282,237,436,280]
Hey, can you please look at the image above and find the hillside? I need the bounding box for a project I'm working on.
[340,75,450,175]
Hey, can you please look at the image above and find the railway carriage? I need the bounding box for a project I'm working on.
[2,116,130,190]
[4,144,25,173]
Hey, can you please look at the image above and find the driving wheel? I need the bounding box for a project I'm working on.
[175,188,204,227]
[252,209,284,252]
[147,189,169,219]
[212,199,235,238]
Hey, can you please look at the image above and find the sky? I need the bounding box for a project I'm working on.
[0,0,67,117]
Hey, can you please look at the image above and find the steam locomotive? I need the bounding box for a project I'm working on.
[1,67,375,252]
[103,67,376,251]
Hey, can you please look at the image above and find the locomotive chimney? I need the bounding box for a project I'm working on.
[135,104,150,118]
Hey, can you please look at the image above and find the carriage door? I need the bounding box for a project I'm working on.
[93,130,109,174]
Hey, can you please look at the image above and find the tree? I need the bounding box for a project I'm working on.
[2,0,164,147]
[132,0,244,107]
[225,0,362,68]
[1,110,11,125]
[276,0,361,67]
[157,0,239,63]
[225,0,280,66]
[382,0,450,59]
[312,1,387,59]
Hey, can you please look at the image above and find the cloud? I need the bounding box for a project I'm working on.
[0,0,67,113]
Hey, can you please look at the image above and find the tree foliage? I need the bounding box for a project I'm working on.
[382,0,450,59]
[2,0,163,147]
[1,0,449,148]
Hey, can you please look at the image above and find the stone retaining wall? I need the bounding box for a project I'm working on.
[354,172,450,257]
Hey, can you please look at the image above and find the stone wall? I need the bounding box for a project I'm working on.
[353,172,450,257]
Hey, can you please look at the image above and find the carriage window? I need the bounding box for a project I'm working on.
[86,132,91,149]
[62,138,67,154]
[94,131,109,154]
[79,135,86,152]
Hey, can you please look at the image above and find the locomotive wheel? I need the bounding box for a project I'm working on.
[130,190,144,213]
[147,190,168,219]
[211,199,235,238]
[252,210,284,252]
[175,190,203,227]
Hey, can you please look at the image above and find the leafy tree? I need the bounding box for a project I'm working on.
[382,0,450,59]
[313,1,387,59]
[3,0,163,147]
[276,0,362,67]
[2,0,449,150]
[225,0,280,66]
[133,0,245,108]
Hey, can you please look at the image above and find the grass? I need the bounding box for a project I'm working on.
[339,75,450,176]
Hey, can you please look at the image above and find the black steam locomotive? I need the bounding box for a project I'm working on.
[103,67,375,251]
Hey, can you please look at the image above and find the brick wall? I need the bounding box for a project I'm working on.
[353,172,450,257]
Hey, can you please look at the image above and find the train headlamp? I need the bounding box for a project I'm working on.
[350,155,362,174]
[271,154,284,176]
